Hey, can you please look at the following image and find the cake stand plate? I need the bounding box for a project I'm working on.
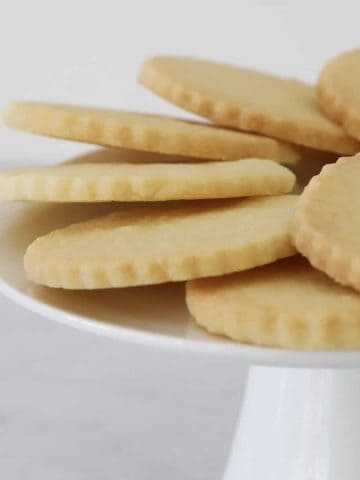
[1,200,359,480]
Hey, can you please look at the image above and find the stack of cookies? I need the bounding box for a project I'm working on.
[1,49,360,350]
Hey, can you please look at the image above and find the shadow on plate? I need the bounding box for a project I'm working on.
[291,146,339,193]
[70,146,213,164]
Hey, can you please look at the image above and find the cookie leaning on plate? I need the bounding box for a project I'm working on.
[292,154,360,292]
[2,101,299,165]
[0,159,295,202]
[317,49,360,141]
[24,195,297,289]
[139,56,360,154]
[186,257,360,349]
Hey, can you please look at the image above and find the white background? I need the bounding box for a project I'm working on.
[0,0,359,163]
[0,1,359,479]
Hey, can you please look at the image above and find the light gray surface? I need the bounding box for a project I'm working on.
[0,292,246,479]
[1,1,359,164]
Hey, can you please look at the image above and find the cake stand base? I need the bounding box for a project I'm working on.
[223,366,360,480]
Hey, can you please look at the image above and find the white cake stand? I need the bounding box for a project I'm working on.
[1,200,360,480]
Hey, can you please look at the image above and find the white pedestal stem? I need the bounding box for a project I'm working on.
[223,366,360,480]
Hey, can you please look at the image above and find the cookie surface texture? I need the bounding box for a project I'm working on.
[186,257,360,349]
[2,101,299,164]
[24,195,297,289]
[292,154,360,292]
[317,49,360,141]
[139,56,359,154]
[0,159,295,202]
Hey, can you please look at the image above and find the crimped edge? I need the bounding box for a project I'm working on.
[185,274,360,349]
[0,160,296,202]
[317,57,360,142]
[24,233,297,289]
[23,197,298,289]
[291,155,360,292]
[2,101,300,164]
[139,56,360,154]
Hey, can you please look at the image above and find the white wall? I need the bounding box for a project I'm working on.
[0,0,359,162]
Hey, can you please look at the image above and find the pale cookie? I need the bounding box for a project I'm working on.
[186,257,360,349]
[0,159,295,202]
[139,56,360,154]
[2,101,299,164]
[318,49,360,141]
[292,154,360,292]
[24,195,297,289]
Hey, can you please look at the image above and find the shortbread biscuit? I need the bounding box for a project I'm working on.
[318,49,360,141]
[0,159,295,202]
[24,195,297,289]
[186,257,360,349]
[292,154,360,292]
[2,101,299,164]
[139,56,359,154]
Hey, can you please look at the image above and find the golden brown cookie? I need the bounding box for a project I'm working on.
[139,56,359,154]
[2,101,299,164]
[24,195,297,289]
[0,159,295,202]
[186,257,360,349]
[292,154,360,292]
[318,49,360,141]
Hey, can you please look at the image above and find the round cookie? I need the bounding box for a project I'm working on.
[24,195,297,289]
[139,56,359,154]
[0,159,295,202]
[317,49,360,141]
[2,101,299,164]
[292,154,360,292]
[186,257,360,349]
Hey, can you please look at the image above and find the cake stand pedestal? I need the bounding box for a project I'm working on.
[223,366,360,480]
